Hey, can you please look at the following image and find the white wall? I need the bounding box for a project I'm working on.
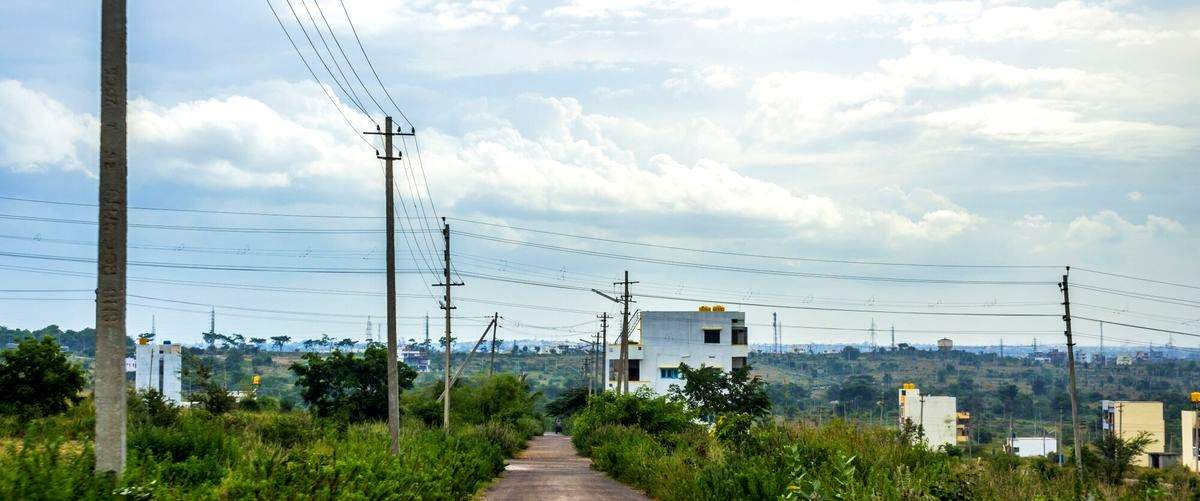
[1009,437,1058,457]
[135,342,182,404]
[1184,411,1199,472]
[605,310,749,395]
[899,388,957,449]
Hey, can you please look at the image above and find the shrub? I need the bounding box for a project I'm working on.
[0,337,86,418]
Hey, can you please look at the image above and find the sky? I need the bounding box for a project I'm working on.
[0,0,1197,350]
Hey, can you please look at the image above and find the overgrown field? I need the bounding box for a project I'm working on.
[0,375,542,500]
[571,392,1200,500]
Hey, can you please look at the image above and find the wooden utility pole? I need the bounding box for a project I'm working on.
[365,116,410,454]
[489,312,499,376]
[435,219,463,430]
[95,0,127,475]
[1060,268,1084,475]
[615,271,636,395]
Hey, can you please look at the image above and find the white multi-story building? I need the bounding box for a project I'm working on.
[898,385,958,449]
[605,308,749,395]
[135,339,182,404]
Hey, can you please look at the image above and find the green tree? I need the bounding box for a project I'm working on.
[290,343,417,421]
[0,337,86,417]
[546,387,589,417]
[1086,431,1155,484]
[270,335,291,351]
[192,360,236,414]
[669,363,769,421]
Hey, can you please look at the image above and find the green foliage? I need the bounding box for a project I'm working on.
[0,337,86,418]
[0,372,544,499]
[190,362,236,415]
[1084,431,1155,485]
[668,363,770,421]
[569,392,1186,500]
[128,389,181,428]
[545,386,589,417]
[290,344,418,422]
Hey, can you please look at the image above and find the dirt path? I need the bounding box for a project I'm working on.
[480,434,650,501]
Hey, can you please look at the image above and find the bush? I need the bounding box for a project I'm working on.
[0,337,86,418]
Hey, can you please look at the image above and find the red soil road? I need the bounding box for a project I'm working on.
[480,434,650,501]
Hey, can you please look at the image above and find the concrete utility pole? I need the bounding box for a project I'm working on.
[592,331,601,394]
[95,0,128,476]
[435,219,463,430]
[365,116,410,454]
[615,271,637,395]
[489,312,499,376]
[598,312,609,391]
[1060,268,1084,475]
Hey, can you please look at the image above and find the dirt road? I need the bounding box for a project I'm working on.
[480,434,650,501]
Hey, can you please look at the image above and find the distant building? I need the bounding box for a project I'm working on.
[898,384,958,449]
[1116,355,1133,366]
[135,339,182,404]
[401,350,431,373]
[607,307,749,396]
[1184,409,1199,472]
[1102,400,1165,467]
[1007,437,1058,457]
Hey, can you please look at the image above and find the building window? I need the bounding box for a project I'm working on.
[609,359,619,381]
[660,367,680,379]
[732,356,746,370]
[731,327,747,345]
[703,328,721,344]
[628,359,641,381]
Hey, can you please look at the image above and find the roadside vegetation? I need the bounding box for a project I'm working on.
[0,337,542,500]
[563,364,1200,500]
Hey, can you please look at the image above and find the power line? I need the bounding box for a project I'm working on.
[1072,283,1200,308]
[264,0,373,147]
[0,213,432,234]
[1071,316,1200,339]
[460,271,1058,318]
[1073,266,1200,291]
[309,0,387,116]
[283,0,374,120]
[336,0,413,128]
[0,249,422,274]
[0,262,595,314]
[0,195,391,219]
[449,217,1058,270]
[457,231,1054,286]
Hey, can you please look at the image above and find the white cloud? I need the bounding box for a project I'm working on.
[918,99,1194,154]
[1017,214,1051,229]
[663,65,739,94]
[341,0,519,33]
[1065,210,1185,244]
[1126,191,1143,202]
[898,1,1184,46]
[0,80,97,175]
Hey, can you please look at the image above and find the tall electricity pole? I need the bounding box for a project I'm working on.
[772,312,778,354]
[489,312,499,376]
[598,312,609,391]
[1060,268,1084,476]
[95,0,128,475]
[435,219,463,430]
[365,116,410,454]
[615,272,637,394]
